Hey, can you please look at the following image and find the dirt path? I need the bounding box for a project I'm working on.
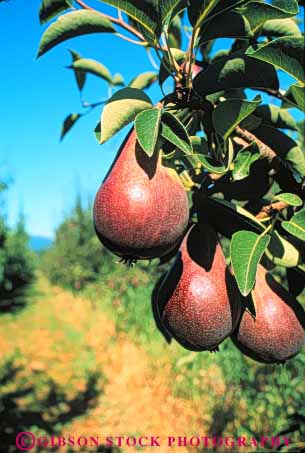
[0,278,209,453]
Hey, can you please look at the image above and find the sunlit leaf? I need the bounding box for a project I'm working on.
[129,71,158,89]
[274,192,303,207]
[60,113,81,140]
[135,108,162,156]
[161,112,192,155]
[71,58,112,83]
[212,96,261,139]
[231,230,271,296]
[97,0,159,44]
[247,36,305,85]
[68,49,86,91]
[37,10,116,57]
[239,0,299,32]
[282,209,305,241]
[39,0,72,24]
[261,18,301,38]
[112,73,125,86]
[193,55,279,95]
[255,104,298,130]
[100,87,153,143]
[232,145,260,181]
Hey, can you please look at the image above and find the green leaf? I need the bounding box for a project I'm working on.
[246,36,305,85]
[167,14,182,48]
[200,11,252,43]
[213,96,261,139]
[281,84,305,111]
[191,137,227,174]
[282,209,305,241]
[112,73,125,86]
[193,55,279,95]
[267,230,300,268]
[161,112,192,155]
[60,113,81,140]
[239,0,299,32]
[100,87,153,144]
[203,197,266,237]
[159,48,186,85]
[68,49,86,91]
[274,192,303,207]
[231,230,271,296]
[255,104,298,130]
[287,267,305,297]
[261,18,302,38]
[129,71,158,89]
[239,114,262,131]
[37,10,116,57]
[135,108,162,157]
[160,0,187,25]
[94,121,101,142]
[253,125,305,179]
[39,0,72,24]
[232,145,260,181]
[70,58,112,83]
[188,0,252,27]
[290,84,305,112]
[97,0,159,44]
[188,0,220,27]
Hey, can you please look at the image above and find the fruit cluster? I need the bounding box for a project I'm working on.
[93,130,305,365]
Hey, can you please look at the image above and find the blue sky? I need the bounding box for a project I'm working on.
[0,0,162,238]
[0,1,303,238]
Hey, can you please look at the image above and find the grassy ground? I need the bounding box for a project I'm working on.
[0,269,304,452]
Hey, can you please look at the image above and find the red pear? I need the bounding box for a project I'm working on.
[94,128,189,261]
[231,265,305,364]
[156,222,241,351]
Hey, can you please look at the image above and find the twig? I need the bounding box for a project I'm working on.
[146,48,159,70]
[75,0,145,43]
[75,0,93,9]
[115,33,148,46]
[256,201,289,220]
[235,126,278,164]
[163,31,181,73]
[234,127,305,196]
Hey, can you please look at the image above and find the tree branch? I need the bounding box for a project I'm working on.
[234,126,305,197]
[235,126,278,164]
[256,201,289,220]
[75,0,146,43]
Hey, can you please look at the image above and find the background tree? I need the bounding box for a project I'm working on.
[0,185,35,311]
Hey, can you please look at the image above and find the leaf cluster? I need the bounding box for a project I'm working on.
[37,0,305,298]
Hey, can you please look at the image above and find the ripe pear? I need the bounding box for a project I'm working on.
[232,265,305,364]
[94,128,189,261]
[156,222,241,351]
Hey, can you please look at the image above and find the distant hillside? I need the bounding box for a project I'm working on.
[29,236,53,251]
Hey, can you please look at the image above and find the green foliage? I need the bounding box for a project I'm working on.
[39,0,72,24]
[100,87,153,143]
[0,213,35,311]
[231,230,271,296]
[37,10,116,57]
[38,0,305,359]
[212,96,261,139]
[247,36,305,85]
[129,71,158,90]
[135,108,162,156]
[42,197,114,290]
